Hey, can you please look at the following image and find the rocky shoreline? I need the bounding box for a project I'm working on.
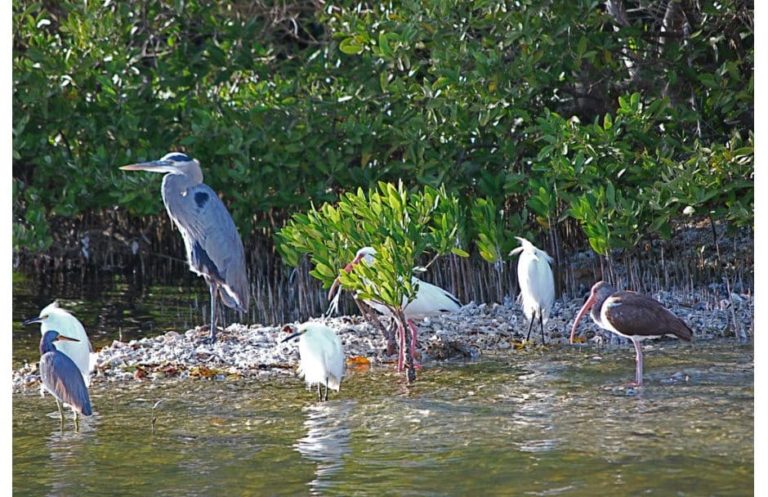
[12,286,753,391]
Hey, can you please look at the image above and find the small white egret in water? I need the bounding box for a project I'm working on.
[24,301,94,387]
[282,323,345,401]
[509,237,555,343]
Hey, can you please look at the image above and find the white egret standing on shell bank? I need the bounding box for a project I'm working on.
[23,301,93,387]
[509,237,555,344]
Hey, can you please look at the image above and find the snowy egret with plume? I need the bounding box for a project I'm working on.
[282,323,345,401]
[509,237,555,343]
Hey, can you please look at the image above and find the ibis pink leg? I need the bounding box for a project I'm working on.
[397,322,405,372]
[630,336,644,386]
[407,320,418,360]
[407,319,419,349]
[406,320,422,369]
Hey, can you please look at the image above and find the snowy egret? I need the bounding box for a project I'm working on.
[282,323,345,401]
[570,281,693,386]
[39,330,93,430]
[509,237,555,343]
[327,246,460,370]
[23,301,93,386]
[120,152,250,343]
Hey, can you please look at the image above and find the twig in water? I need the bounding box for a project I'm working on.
[151,399,164,434]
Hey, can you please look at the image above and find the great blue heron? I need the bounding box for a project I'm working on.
[120,152,250,343]
[282,323,345,401]
[24,301,94,387]
[509,237,555,343]
[39,330,93,431]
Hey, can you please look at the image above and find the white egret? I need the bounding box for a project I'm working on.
[509,237,555,343]
[23,301,94,386]
[282,323,345,401]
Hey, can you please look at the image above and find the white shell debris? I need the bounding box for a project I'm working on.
[12,288,753,390]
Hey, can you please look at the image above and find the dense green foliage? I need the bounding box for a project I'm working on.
[278,181,465,380]
[278,181,464,299]
[14,0,753,256]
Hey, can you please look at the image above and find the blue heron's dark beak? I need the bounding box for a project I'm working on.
[56,335,80,343]
[22,317,43,326]
[281,332,302,343]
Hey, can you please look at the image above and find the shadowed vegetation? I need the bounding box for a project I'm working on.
[14,0,753,319]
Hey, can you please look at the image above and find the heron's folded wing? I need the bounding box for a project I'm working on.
[170,184,250,312]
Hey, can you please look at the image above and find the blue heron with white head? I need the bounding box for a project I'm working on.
[120,152,250,343]
[23,301,93,388]
[39,330,93,431]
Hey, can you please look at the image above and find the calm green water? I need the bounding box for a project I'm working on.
[13,342,753,496]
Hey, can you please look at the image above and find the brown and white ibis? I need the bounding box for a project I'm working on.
[509,237,555,343]
[570,281,693,386]
[328,247,461,370]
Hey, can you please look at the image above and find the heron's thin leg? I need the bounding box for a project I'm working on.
[55,399,64,430]
[207,282,219,343]
[525,317,535,341]
[631,337,644,386]
[74,411,80,432]
[323,379,329,401]
[316,383,321,401]
[539,313,546,344]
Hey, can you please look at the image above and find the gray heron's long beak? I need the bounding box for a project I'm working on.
[22,316,43,326]
[120,160,174,172]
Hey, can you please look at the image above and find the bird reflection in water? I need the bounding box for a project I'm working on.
[294,401,354,495]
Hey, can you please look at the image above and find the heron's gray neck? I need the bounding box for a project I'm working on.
[162,170,202,198]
